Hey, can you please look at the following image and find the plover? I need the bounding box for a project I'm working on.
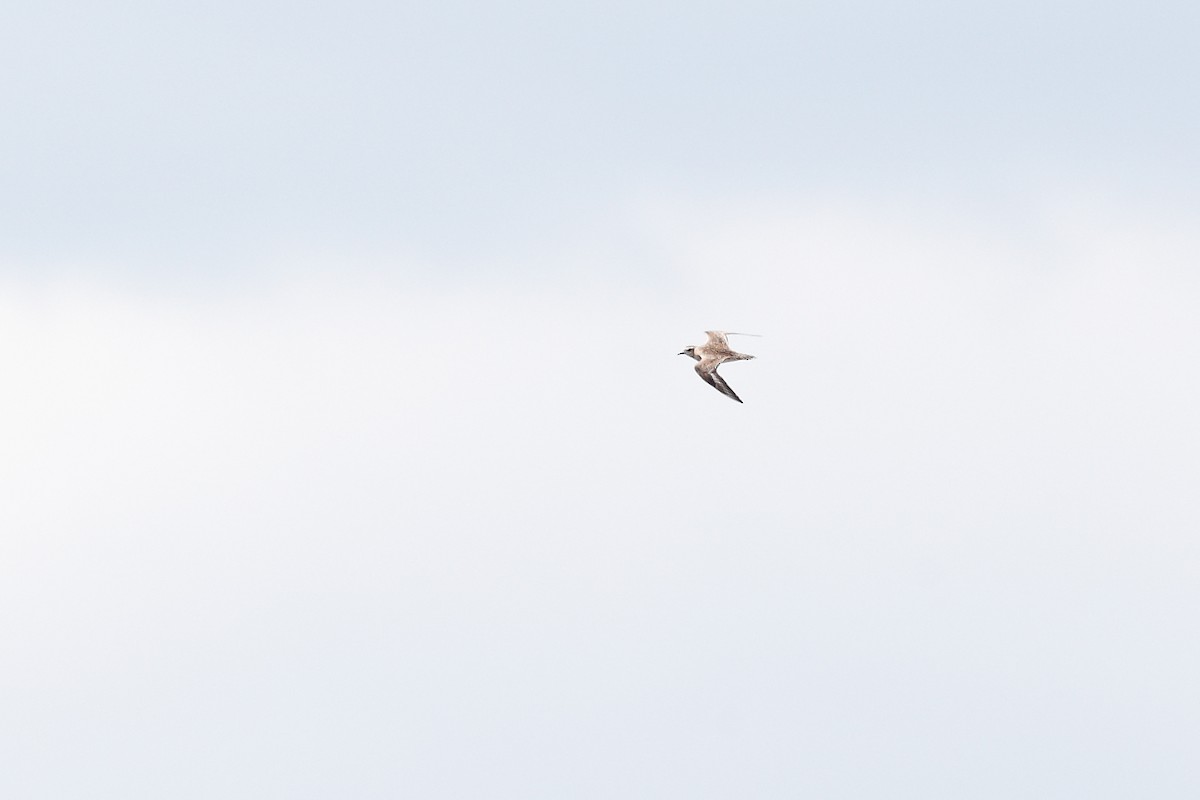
[678,331,758,403]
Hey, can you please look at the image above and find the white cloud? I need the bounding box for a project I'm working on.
[2,193,1198,798]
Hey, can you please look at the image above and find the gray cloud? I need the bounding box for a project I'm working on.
[4,1,1198,279]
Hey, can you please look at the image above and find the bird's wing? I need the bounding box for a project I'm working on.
[704,330,729,347]
[709,369,743,403]
[695,359,743,403]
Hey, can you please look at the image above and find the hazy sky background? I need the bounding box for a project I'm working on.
[3,2,1199,798]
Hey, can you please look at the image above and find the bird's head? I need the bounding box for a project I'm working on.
[678,346,698,360]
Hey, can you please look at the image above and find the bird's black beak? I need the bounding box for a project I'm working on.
[677,350,687,356]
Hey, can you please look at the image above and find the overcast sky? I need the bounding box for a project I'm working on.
[3,2,1200,798]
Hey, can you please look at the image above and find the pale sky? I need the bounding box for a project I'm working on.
[3,2,1199,798]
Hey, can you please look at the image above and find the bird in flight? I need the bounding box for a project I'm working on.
[678,330,758,403]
